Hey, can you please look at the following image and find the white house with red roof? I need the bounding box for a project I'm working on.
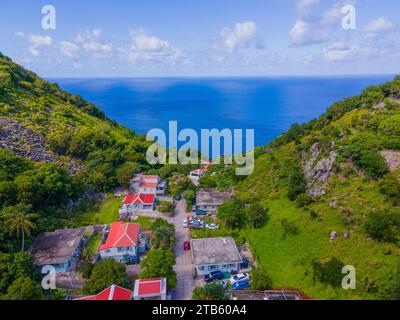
[99,222,146,263]
[130,174,167,196]
[120,193,155,214]
[190,161,212,179]
[76,284,132,301]
[133,278,167,300]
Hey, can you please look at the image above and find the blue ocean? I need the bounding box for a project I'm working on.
[52,76,394,148]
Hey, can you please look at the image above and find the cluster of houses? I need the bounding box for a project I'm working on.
[119,174,167,218]
[28,169,263,301]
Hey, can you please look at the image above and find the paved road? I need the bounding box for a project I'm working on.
[169,200,195,300]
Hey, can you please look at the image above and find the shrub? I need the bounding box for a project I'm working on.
[217,198,247,229]
[312,257,345,287]
[295,193,314,208]
[192,283,226,300]
[378,174,400,206]
[287,169,306,201]
[281,219,299,239]
[250,269,273,290]
[246,203,269,229]
[364,210,400,244]
[140,249,177,288]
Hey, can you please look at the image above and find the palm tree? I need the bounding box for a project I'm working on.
[4,205,37,251]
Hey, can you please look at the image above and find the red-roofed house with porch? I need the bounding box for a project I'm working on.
[99,222,146,263]
[75,284,132,301]
[133,278,167,300]
[120,193,155,214]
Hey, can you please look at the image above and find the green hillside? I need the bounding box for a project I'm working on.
[202,76,400,299]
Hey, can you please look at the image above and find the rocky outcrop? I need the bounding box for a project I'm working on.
[380,150,400,172]
[0,116,83,174]
[303,143,338,197]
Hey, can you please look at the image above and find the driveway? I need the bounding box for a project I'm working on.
[168,200,195,300]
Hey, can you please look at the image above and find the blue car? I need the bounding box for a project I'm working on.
[232,280,250,290]
[204,271,224,283]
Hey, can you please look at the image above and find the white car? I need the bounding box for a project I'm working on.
[205,223,220,230]
[183,220,188,228]
[229,273,250,285]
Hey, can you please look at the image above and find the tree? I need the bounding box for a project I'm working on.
[116,162,141,187]
[287,169,306,201]
[152,225,176,250]
[246,204,269,229]
[250,269,273,290]
[183,190,195,207]
[7,276,43,300]
[192,283,226,300]
[364,210,400,244]
[3,204,37,251]
[217,199,247,229]
[312,257,345,287]
[140,249,176,288]
[378,174,400,206]
[82,259,127,295]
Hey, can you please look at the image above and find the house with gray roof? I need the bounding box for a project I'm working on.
[190,237,242,276]
[30,228,85,273]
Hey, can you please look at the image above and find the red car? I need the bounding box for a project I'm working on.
[183,241,191,251]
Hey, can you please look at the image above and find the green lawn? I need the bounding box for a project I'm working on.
[73,194,121,226]
[246,197,399,300]
[86,233,102,256]
[134,216,155,229]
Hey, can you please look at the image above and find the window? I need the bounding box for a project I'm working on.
[198,266,205,271]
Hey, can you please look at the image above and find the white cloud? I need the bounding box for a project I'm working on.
[27,35,52,57]
[125,29,181,64]
[363,17,395,36]
[15,31,24,37]
[75,29,113,59]
[58,41,80,59]
[289,20,327,46]
[217,21,259,53]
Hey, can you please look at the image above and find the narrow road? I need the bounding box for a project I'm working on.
[168,200,195,300]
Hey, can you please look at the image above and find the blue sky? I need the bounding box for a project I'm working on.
[0,0,399,77]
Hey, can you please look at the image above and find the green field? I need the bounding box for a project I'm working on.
[246,197,399,300]
[73,195,121,226]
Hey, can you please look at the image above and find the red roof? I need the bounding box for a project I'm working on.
[141,175,159,180]
[76,285,132,301]
[139,182,157,188]
[99,222,140,250]
[123,194,155,205]
[136,278,162,296]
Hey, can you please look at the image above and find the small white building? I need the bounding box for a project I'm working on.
[133,278,167,300]
[130,174,167,196]
[99,222,146,263]
[190,237,242,276]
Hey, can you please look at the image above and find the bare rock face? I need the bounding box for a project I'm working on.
[303,143,338,197]
[380,150,400,172]
[0,116,83,174]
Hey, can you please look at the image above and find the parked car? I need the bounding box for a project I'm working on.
[183,219,188,228]
[204,271,224,283]
[205,223,220,230]
[192,205,197,212]
[125,256,140,265]
[183,241,191,251]
[232,280,250,290]
[241,258,250,269]
[229,273,250,285]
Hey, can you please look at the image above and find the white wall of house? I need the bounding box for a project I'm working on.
[198,204,219,212]
[195,263,240,276]
[100,246,138,262]
[121,203,154,213]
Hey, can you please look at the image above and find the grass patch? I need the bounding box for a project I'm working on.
[86,233,102,256]
[73,194,122,226]
[134,216,155,229]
